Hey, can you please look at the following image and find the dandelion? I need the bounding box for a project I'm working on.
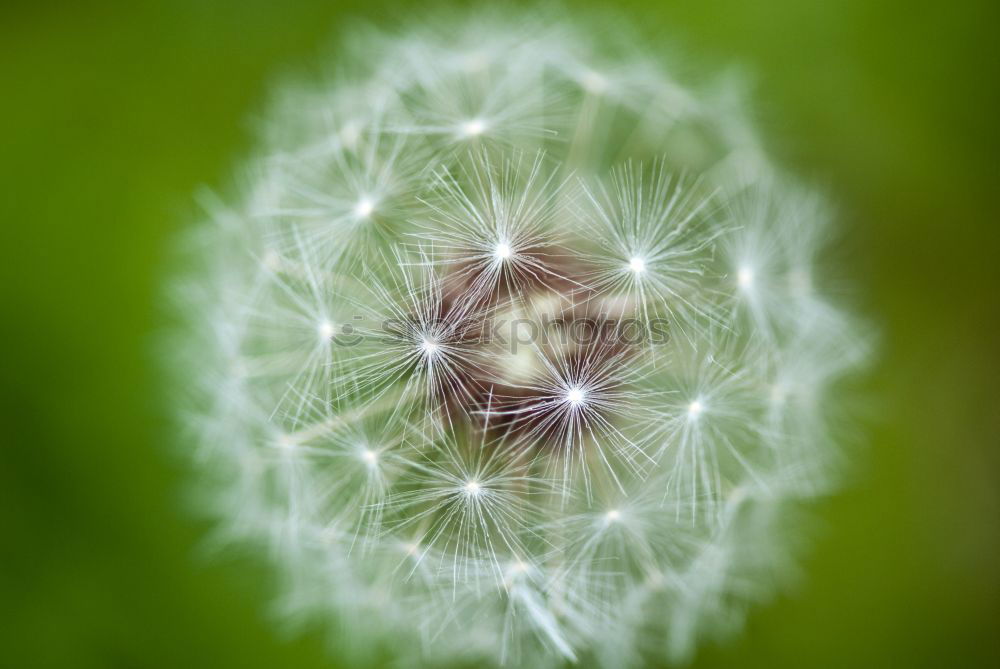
[174,9,867,668]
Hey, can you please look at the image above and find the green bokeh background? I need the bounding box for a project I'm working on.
[3,1,997,667]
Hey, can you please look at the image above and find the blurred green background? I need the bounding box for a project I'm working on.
[2,1,997,667]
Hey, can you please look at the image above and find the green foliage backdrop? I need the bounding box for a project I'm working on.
[1,1,996,667]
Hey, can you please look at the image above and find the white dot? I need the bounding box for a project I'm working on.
[361,449,377,465]
[339,120,361,148]
[461,118,486,136]
[495,242,512,260]
[354,197,375,218]
[464,480,481,495]
[566,387,586,406]
[688,400,704,417]
[581,70,608,94]
[262,249,281,270]
[463,51,488,72]
[628,257,646,273]
[737,267,754,288]
[605,509,621,522]
[420,338,439,356]
[647,571,666,589]
[318,320,335,340]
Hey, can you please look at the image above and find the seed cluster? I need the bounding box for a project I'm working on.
[177,10,867,668]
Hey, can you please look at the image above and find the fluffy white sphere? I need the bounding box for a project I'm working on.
[176,9,868,668]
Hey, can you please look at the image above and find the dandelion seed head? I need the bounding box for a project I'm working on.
[174,10,869,668]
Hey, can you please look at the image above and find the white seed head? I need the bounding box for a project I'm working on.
[174,10,869,669]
